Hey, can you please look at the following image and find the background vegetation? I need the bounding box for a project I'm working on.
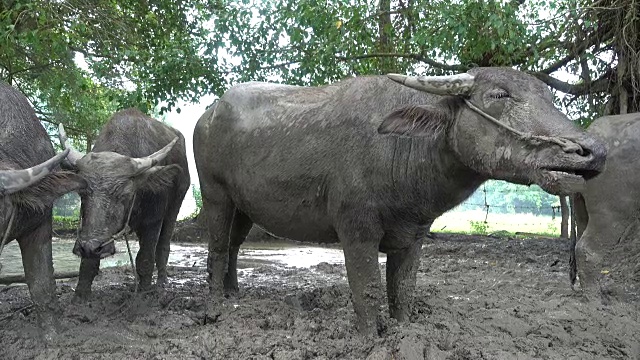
[3,0,635,235]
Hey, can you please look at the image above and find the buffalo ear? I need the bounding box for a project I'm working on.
[378,105,453,137]
[135,165,182,193]
[13,172,87,211]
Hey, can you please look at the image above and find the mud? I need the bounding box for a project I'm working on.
[1,234,639,359]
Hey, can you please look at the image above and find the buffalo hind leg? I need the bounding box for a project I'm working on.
[337,212,385,335]
[386,237,422,322]
[74,257,101,301]
[201,181,235,305]
[224,210,253,294]
[17,217,60,341]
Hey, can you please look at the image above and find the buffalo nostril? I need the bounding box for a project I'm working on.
[579,147,592,158]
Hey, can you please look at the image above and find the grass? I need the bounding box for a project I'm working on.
[432,210,562,237]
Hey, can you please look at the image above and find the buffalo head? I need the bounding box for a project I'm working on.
[0,149,79,243]
[379,67,606,195]
[58,124,182,259]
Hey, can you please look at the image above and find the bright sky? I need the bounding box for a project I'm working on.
[163,95,216,219]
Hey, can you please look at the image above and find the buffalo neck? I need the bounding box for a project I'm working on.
[379,131,486,220]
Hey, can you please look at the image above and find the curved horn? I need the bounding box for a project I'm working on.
[0,148,70,195]
[131,137,179,173]
[58,123,85,166]
[387,73,475,96]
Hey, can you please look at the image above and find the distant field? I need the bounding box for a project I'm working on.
[432,209,562,237]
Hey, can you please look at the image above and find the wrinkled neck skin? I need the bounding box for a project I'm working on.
[380,118,487,223]
[1,195,49,242]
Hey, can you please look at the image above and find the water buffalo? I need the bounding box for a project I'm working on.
[59,109,190,298]
[573,112,640,298]
[0,81,82,338]
[193,67,607,335]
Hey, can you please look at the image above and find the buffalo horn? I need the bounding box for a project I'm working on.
[131,137,178,173]
[0,148,70,195]
[58,123,85,166]
[387,73,475,96]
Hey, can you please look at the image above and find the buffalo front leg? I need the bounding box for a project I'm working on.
[337,215,385,335]
[135,221,163,291]
[155,216,178,287]
[74,257,101,301]
[224,210,253,294]
[155,189,185,287]
[386,237,423,322]
[17,220,60,340]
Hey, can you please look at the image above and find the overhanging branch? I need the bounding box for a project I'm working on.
[531,70,612,95]
[334,52,468,72]
[540,27,615,75]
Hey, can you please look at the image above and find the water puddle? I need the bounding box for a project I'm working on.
[0,238,387,278]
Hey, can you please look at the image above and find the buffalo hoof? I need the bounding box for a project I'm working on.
[137,283,157,294]
[223,285,239,297]
[156,275,168,288]
[72,291,91,304]
[223,274,239,295]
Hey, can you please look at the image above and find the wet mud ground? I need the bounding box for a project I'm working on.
[1,233,639,360]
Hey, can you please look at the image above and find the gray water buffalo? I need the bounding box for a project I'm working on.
[193,67,607,335]
[59,109,190,298]
[573,113,640,298]
[0,81,82,338]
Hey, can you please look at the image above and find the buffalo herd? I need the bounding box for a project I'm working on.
[0,67,635,338]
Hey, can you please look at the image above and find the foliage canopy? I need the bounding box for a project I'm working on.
[1,0,637,146]
[0,0,223,149]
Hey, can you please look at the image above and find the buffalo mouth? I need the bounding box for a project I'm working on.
[535,166,601,195]
[72,239,117,259]
[541,167,601,181]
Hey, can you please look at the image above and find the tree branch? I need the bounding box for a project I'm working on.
[540,27,615,74]
[334,52,468,72]
[7,62,56,77]
[531,70,612,95]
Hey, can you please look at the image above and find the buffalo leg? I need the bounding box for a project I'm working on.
[17,217,60,340]
[337,214,385,335]
[201,181,235,301]
[75,257,101,300]
[156,204,182,287]
[386,237,422,322]
[224,210,253,294]
[135,221,163,291]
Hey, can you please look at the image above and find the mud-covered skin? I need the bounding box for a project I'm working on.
[574,113,640,298]
[67,109,190,297]
[194,68,606,335]
[0,81,80,339]
[1,234,638,359]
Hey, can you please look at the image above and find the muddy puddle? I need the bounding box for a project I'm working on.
[0,238,386,279]
[0,234,638,360]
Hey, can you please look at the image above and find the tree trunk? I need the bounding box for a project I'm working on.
[86,132,94,153]
[377,0,395,73]
[0,271,79,285]
[618,48,628,114]
[569,195,578,286]
[560,196,569,238]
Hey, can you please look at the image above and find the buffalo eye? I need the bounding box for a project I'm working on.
[490,91,510,99]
